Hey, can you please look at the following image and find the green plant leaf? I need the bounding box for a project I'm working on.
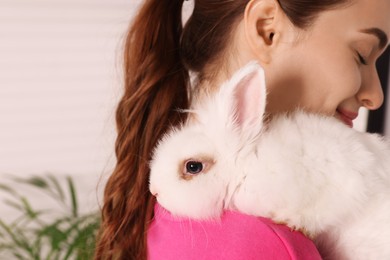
[17,176,49,190]
[40,225,67,251]
[11,251,27,260]
[4,198,24,212]
[0,175,100,259]
[0,219,37,258]
[47,174,65,203]
[63,219,100,260]
[0,183,18,196]
[20,197,39,220]
[67,176,78,218]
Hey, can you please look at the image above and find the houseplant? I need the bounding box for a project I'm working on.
[0,174,100,260]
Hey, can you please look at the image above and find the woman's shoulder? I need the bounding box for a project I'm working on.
[147,203,321,260]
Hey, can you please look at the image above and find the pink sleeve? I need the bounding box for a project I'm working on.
[147,203,322,260]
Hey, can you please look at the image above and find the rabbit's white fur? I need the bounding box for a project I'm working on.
[149,62,390,259]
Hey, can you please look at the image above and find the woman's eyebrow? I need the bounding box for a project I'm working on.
[360,28,388,50]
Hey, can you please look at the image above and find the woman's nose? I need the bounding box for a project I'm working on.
[356,68,384,110]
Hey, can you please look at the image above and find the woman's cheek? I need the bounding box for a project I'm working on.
[349,67,363,96]
[333,63,362,101]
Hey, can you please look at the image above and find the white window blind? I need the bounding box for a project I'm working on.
[0,0,141,178]
[0,0,145,220]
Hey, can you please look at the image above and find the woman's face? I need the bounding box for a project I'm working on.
[264,0,390,127]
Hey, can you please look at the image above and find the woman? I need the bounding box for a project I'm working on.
[95,0,390,259]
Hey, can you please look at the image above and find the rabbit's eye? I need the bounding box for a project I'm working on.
[185,161,203,174]
[181,157,214,179]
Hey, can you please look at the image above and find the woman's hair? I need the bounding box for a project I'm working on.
[95,0,349,259]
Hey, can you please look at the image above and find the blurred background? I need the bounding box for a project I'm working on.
[0,0,140,257]
[0,0,389,258]
[0,0,139,211]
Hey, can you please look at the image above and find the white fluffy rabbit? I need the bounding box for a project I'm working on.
[149,62,390,259]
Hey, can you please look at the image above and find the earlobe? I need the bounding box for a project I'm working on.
[244,0,280,64]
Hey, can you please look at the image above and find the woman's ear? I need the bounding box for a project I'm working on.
[244,0,282,64]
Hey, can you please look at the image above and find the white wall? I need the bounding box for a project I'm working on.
[0,0,141,215]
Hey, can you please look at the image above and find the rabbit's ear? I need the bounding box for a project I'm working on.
[225,62,267,139]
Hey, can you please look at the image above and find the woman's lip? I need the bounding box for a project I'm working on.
[336,109,358,128]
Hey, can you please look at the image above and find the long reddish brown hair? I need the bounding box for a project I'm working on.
[95,0,349,259]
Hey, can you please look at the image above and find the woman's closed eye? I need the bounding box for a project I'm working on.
[357,51,368,65]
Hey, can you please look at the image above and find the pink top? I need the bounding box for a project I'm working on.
[147,203,322,259]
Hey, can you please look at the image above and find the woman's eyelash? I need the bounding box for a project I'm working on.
[357,52,368,65]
